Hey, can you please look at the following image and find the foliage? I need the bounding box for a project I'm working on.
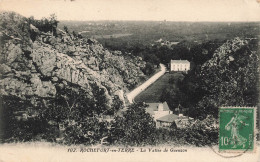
[0,86,116,145]
[108,102,156,146]
[142,62,155,75]
[153,115,218,146]
[44,87,95,121]
[190,40,220,65]
[177,69,207,112]
[92,86,110,114]
[159,73,186,110]
[42,86,117,144]
[27,14,59,36]
[0,12,32,48]
[159,38,258,119]
[0,96,49,142]
[62,117,109,145]
[110,95,124,115]
[196,38,259,118]
[63,25,69,34]
[174,115,218,146]
[160,87,186,110]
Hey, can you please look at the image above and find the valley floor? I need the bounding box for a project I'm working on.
[126,64,166,103]
[135,72,184,103]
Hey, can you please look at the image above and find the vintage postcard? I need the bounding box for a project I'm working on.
[0,0,259,161]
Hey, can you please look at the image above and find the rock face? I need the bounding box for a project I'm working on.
[200,37,259,106]
[0,12,146,109]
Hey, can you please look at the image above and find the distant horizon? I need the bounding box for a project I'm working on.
[58,19,260,23]
[1,0,260,22]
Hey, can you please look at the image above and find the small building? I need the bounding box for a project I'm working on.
[170,60,190,72]
[145,102,194,128]
[145,102,174,128]
[146,102,172,120]
[156,113,194,129]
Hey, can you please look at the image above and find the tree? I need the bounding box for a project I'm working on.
[155,45,172,64]
[49,14,59,36]
[91,83,113,115]
[108,102,156,146]
[1,95,49,142]
[72,31,78,38]
[173,115,218,146]
[63,26,69,34]
[160,87,186,111]
[42,86,113,145]
[27,14,59,36]
[196,38,259,118]
[110,95,124,115]
[62,117,109,145]
[142,62,155,75]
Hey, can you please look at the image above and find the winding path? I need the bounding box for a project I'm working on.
[126,63,166,104]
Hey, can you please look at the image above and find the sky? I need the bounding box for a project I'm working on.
[0,0,260,21]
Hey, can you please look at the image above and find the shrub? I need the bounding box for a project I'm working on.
[62,117,109,145]
[108,103,156,146]
[173,115,218,146]
[27,14,59,36]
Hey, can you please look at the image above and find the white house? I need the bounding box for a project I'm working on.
[170,60,190,72]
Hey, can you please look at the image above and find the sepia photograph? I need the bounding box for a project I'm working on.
[0,0,259,161]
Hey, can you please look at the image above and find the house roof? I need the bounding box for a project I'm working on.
[146,103,157,115]
[116,108,127,117]
[145,102,170,115]
[146,102,170,115]
[156,114,189,123]
[162,102,170,111]
[171,60,189,64]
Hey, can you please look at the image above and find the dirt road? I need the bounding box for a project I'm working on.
[126,63,166,103]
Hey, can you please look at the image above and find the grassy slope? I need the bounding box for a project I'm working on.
[135,72,184,103]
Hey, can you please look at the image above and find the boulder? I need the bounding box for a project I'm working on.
[0,12,148,112]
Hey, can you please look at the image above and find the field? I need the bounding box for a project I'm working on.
[59,21,260,48]
[135,72,184,103]
[93,33,132,39]
[58,21,260,67]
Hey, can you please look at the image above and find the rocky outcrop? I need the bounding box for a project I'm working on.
[0,12,147,110]
[202,38,248,68]
[200,37,259,106]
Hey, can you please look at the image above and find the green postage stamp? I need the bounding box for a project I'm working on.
[219,107,256,152]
